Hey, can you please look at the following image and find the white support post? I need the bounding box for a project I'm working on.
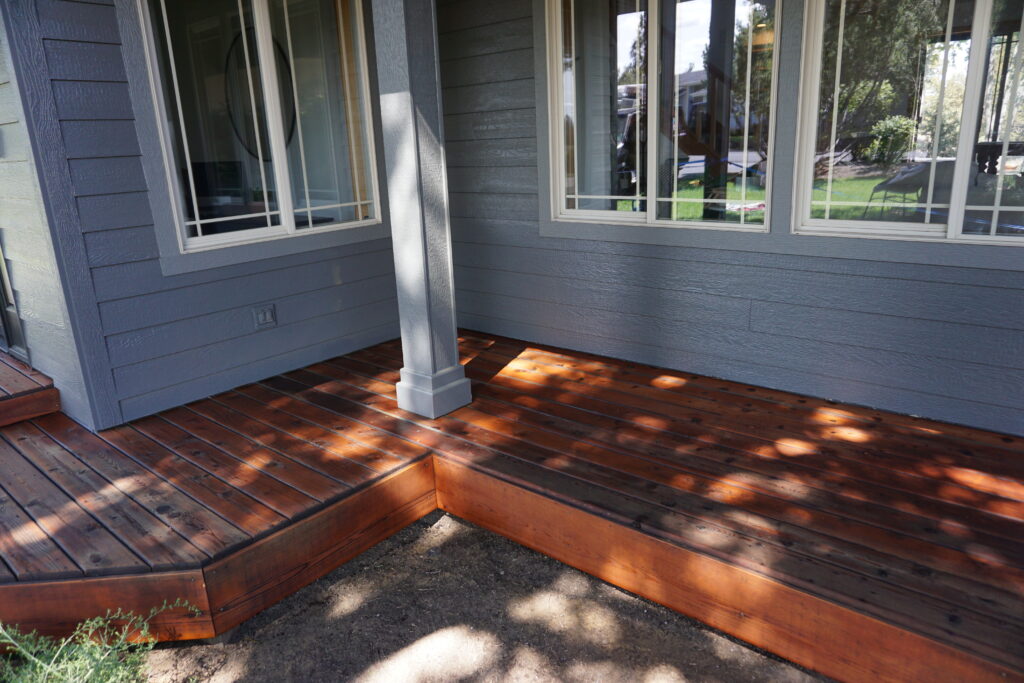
[370,0,472,418]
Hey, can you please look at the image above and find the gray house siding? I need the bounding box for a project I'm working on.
[0,14,90,421]
[3,0,399,429]
[437,0,1024,436]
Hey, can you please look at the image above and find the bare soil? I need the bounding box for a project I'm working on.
[147,511,824,682]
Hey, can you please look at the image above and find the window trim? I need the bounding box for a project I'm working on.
[791,0,1024,246]
[138,0,383,255]
[545,0,782,233]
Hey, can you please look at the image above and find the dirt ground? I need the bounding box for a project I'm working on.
[147,511,824,682]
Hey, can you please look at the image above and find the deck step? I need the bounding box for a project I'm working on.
[0,351,59,427]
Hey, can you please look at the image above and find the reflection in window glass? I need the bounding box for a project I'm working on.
[151,0,377,246]
[963,0,1024,236]
[812,0,970,225]
[155,0,282,237]
[562,0,648,213]
[269,0,376,229]
[655,0,776,225]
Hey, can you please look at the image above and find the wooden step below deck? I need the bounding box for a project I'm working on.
[0,351,59,427]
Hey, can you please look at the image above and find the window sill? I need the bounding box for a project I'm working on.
[157,219,388,276]
[794,223,1024,247]
[542,214,770,246]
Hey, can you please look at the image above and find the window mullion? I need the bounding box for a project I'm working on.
[989,11,1024,234]
[947,0,994,239]
[924,0,958,224]
[645,0,660,224]
[156,0,202,242]
[281,0,313,227]
[252,0,297,233]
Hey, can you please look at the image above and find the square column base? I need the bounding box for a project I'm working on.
[396,365,472,419]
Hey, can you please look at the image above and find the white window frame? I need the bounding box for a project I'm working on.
[138,0,381,254]
[545,0,781,233]
[793,0,1024,245]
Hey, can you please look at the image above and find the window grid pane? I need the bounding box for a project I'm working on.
[269,0,377,230]
[560,0,648,216]
[812,0,963,226]
[151,0,377,247]
[655,0,775,226]
[554,0,776,229]
[156,0,285,239]
[964,1,1024,237]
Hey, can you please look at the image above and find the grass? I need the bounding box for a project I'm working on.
[613,177,768,224]
[606,169,1024,230]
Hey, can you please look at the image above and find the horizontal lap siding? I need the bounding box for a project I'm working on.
[437,0,1024,436]
[33,0,399,426]
[0,14,89,420]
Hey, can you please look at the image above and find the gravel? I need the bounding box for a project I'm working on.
[147,511,824,682]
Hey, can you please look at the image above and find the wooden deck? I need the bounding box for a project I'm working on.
[0,350,59,427]
[0,332,1021,681]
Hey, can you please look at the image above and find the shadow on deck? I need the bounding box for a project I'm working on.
[0,331,1021,682]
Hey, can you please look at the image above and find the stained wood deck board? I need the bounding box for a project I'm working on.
[281,354,1024,660]
[0,399,424,585]
[0,332,1019,681]
[0,351,60,427]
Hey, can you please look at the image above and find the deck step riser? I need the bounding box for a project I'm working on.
[0,389,61,428]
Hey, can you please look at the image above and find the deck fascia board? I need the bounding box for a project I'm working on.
[433,456,1020,683]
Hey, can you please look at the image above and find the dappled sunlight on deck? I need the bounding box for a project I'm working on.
[0,330,1021,680]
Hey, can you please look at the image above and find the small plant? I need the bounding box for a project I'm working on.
[865,115,916,171]
[0,600,193,683]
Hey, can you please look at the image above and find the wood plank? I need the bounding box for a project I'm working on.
[447,345,1024,487]
[280,367,1024,642]
[34,414,250,561]
[467,376,1024,542]
[329,352,1024,621]
[458,331,1024,451]
[0,388,61,427]
[100,425,286,539]
[132,415,320,520]
[0,437,146,576]
[5,419,207,570]
[188,398,376,488]
[350,346,1024,542]
[0,358,39,396]
[203,457,436,634]
[434,457,1019,683]
[458,333,1024,465]
[0,479,79,581]
[454,310,1024,438]
[0,558,15,584]
[0,570,214,641]
[214,390,411,473]
[326,352,1024,561]
[440,349,1024,516]
[0,351,51,388]
[234,383,431,463]
[157,407,344,505]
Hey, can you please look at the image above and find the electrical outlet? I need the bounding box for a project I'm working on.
[253,304,277,329]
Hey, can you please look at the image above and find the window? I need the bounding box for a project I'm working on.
[548,0,780,230]
[795,0,1024,244]
[145,0,378,251]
